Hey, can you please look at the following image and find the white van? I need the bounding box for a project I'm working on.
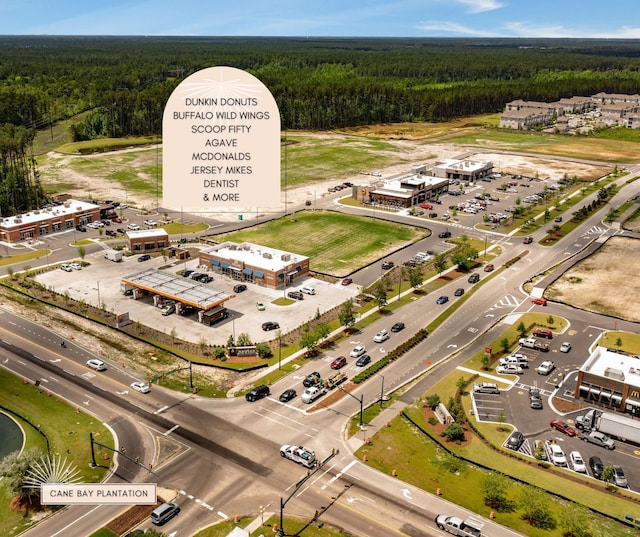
[151,502,180,525]
[301,285,316,295]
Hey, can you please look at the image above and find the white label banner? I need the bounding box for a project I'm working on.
[41,483,157,505]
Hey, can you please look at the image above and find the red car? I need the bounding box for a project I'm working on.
[483,264,494,272]
[381,261,395,270]
[550,420,577,437]
[532,297,547,306]
[330,356,347,369]
[341,278,353,286]
[111,217,122,223]
[419,203,433,210]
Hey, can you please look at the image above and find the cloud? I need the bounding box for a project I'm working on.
[455,0,504,13]
[504,21,640,39]
[416,20,496,37]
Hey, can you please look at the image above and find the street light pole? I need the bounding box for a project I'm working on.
[96,281,101,308]
[379,375,385,409]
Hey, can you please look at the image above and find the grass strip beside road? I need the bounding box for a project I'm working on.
[0,369,113,537]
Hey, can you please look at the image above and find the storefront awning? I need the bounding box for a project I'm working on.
[254,271,264,278]
[243,268,253,275]
[220,262,229,269]
[211,259,220,266]
[625,399,640,407]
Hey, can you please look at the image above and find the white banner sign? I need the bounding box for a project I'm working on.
[41,483,157,505]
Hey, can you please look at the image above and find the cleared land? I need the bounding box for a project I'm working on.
[547,236,640,322]
[213,210,429,275]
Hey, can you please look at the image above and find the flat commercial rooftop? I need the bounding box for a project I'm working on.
[122,268,232,310]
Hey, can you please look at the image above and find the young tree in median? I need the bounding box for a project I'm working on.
[77,245,86,261]
[500,336,510,354]
[451,244,478,272]
[373,281,388,310]
[338,299,356,329]
[433,252,448,276]
[408,266,423,289]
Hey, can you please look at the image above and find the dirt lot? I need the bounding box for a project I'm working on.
[37,135,610,222]
[546,236,640,322]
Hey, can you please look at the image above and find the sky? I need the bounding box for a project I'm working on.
[2,0,640,38]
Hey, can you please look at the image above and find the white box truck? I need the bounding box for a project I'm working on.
[104,250,123,262]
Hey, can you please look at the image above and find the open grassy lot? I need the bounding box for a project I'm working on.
[0,369,113,536]
[213,210,429,276]
[284,134,412,188]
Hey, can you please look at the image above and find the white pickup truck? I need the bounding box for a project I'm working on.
[435,514,483,536]
[279,445,316,468]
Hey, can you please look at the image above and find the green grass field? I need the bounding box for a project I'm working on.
[0,369,113,536]
[213,210,429,275]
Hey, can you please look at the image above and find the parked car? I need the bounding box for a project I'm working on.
[569,451,587,473]
[533,328,553,339]
[560,342,572,353]
[350,345,366,358]
[496,364,523,375]
[580,430,615,450]
[536,360,555,375]
[373,330,389,343]
[182,269,194,278]
[589,455,604,479]
[143,219,157,226]
[356,354,371,367]
[507,431,524,451]
[287,290,304,300]
[550,420,577,437]
[279,389,297,402]
[612,466,628,487]
[390,322,405,332]
[330,356,347,369]
[548,443,567,467]
[261,321,279,331]
[473,382,499,395]
[138,254,151,262]
[436,295,449,304]
[233,284,247,293]
[76,225,87,232]
[105,229,117,237]
[69,263,82,270]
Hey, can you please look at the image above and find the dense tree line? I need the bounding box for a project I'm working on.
[1,36,639,215]
[0,123,42,216]
[2,36,640,137]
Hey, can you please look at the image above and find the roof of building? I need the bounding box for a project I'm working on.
[370,187,413,199]
[127,228,168,239]
[434,159,493,173]
[581,346,640,390]
[0,199,99,229]
[204,242,309,273]
[121,268,231,310]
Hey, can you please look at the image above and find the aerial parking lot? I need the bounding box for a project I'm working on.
[35,248,358,345]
